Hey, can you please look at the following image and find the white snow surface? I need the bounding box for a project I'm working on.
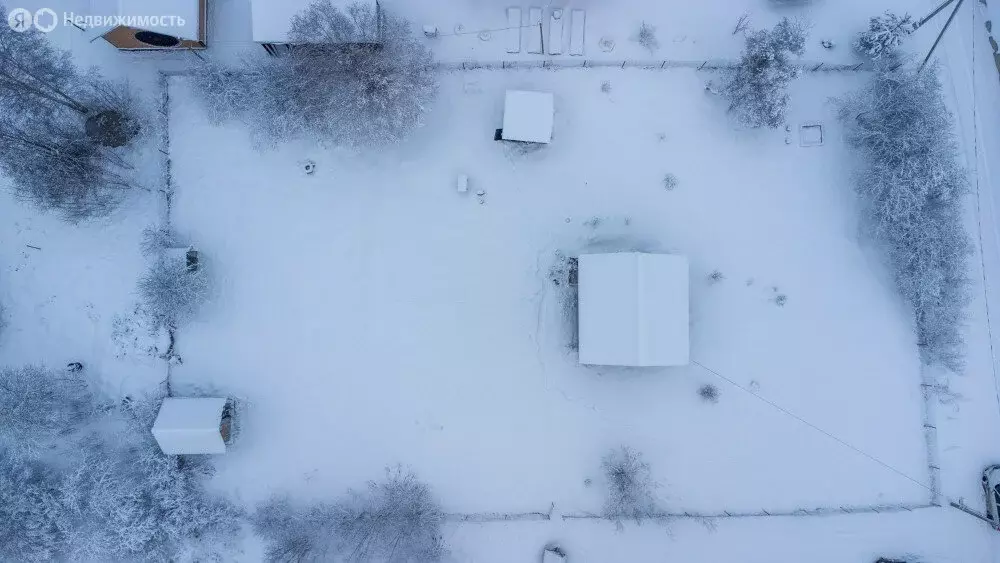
[501,90,554,143]
[578,252,689,367]
[151,397,228,455]
[168,70,929,515]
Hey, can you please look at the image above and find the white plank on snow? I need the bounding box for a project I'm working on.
[526,7,543,54]
[570,9,586,55]
[506,7,521,54]
[548,8,565,55]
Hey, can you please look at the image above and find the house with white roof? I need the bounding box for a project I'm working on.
[151,397,232,455]
[498,90,554,144]
[577,252,689,367]
[84,0,207,50]
[249,0,382,55]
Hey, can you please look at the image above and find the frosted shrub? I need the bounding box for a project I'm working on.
[0,365,96,455]
[0,454,69,562]
[252,497,339,562]
[601,446,657,527]
[837,64,970,371]
[855,12,915,60]
[633,22,659,53]
[332,467,446,562]
[138,256,209,329]
[722,18,807,128]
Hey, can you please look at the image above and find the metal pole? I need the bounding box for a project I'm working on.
[949,501,999,529]
[920,0,965,72]
[916,0,958,29]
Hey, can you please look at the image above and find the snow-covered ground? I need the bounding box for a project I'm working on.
[5,0,1000,560]
[168,69,930,515]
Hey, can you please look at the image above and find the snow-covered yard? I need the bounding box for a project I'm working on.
[168,69,929,515]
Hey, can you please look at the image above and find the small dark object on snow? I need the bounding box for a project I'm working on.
[708,270,725,284]
[699,383,719,403]
[494,128,504,141]
[85,109,139,148]
[302,160,316,175]
[66,362,84,372]
[820,39,835,49]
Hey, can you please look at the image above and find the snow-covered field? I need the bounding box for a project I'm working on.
[168,69,929,514]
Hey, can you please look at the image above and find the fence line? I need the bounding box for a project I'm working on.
[156,71,178,392]
[438,59,883,72]
[920,369,944,505]
[441,503,935,523]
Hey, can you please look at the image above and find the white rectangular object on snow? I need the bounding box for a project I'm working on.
[250,0,378,43]
[501,90,554,144]
[526,7,544,53]
[569,9,586,55]
[152,397,228,455]
[506,7,522,53]
[578,252,689,367]
[548,9,565,55]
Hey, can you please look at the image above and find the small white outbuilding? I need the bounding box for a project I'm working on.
[151,397,230,455]
[577,252,689,367]
[501,90,554,144]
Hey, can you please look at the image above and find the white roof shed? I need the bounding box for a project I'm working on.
[502,90,554,144]
[250,0,379,43]
[578,252,689,367]
[151,398,228,455]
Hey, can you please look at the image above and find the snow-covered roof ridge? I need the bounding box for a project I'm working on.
[151,397,228,454]
[578,252,689,367]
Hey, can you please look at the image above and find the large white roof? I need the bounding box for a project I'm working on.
[151,397,227,455]
[88,0,201,41]
[578,252,689,367]
[250,0,378,43]
[502,90,554,144]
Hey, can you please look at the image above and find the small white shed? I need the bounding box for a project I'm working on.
[151,398,230,455]
[501,90,554,144]
[577,252,689,367]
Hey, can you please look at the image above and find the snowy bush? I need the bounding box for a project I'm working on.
[0,365,97,455]
[837,64,970,371]
[332,467,446,561]
[138,255,209,329]
[855,12,915,60]
[252,496,339,562]
[61,435,242,561]
[0,453,69,562]
[601,446,658,527]
[699,383,720,403]
[632,22,659,53]
[722,18,807,128]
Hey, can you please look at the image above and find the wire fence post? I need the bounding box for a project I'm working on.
[697,61,708,70]
[812,62,824,71]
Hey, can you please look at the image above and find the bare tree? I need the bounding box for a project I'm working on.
[837,63,970,371]
[193,1,437,148]
[0,365,97,456]
[601,446,658,528]
[722,18,807,128]
[332,467,446,562]
[0,453,69,562]
[252,496,339,562]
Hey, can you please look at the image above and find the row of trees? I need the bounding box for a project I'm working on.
[0,5,146,220]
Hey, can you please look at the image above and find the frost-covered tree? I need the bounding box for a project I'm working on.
[601,446,657,528]
[722,18,807,128]
[0,453,69,562]
[855,12,915,60]
[0,11,144,219]
[332,467,445,562]
[0,365,97,455]
[61,435,243,561]
[138,254,209,329]
[193,1,436,147]
[838,64,970,371]
[252,496,339,562]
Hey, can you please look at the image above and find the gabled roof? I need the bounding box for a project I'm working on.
[151,397,227,454]
[87,0,201,41]
[578,252,689,367]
